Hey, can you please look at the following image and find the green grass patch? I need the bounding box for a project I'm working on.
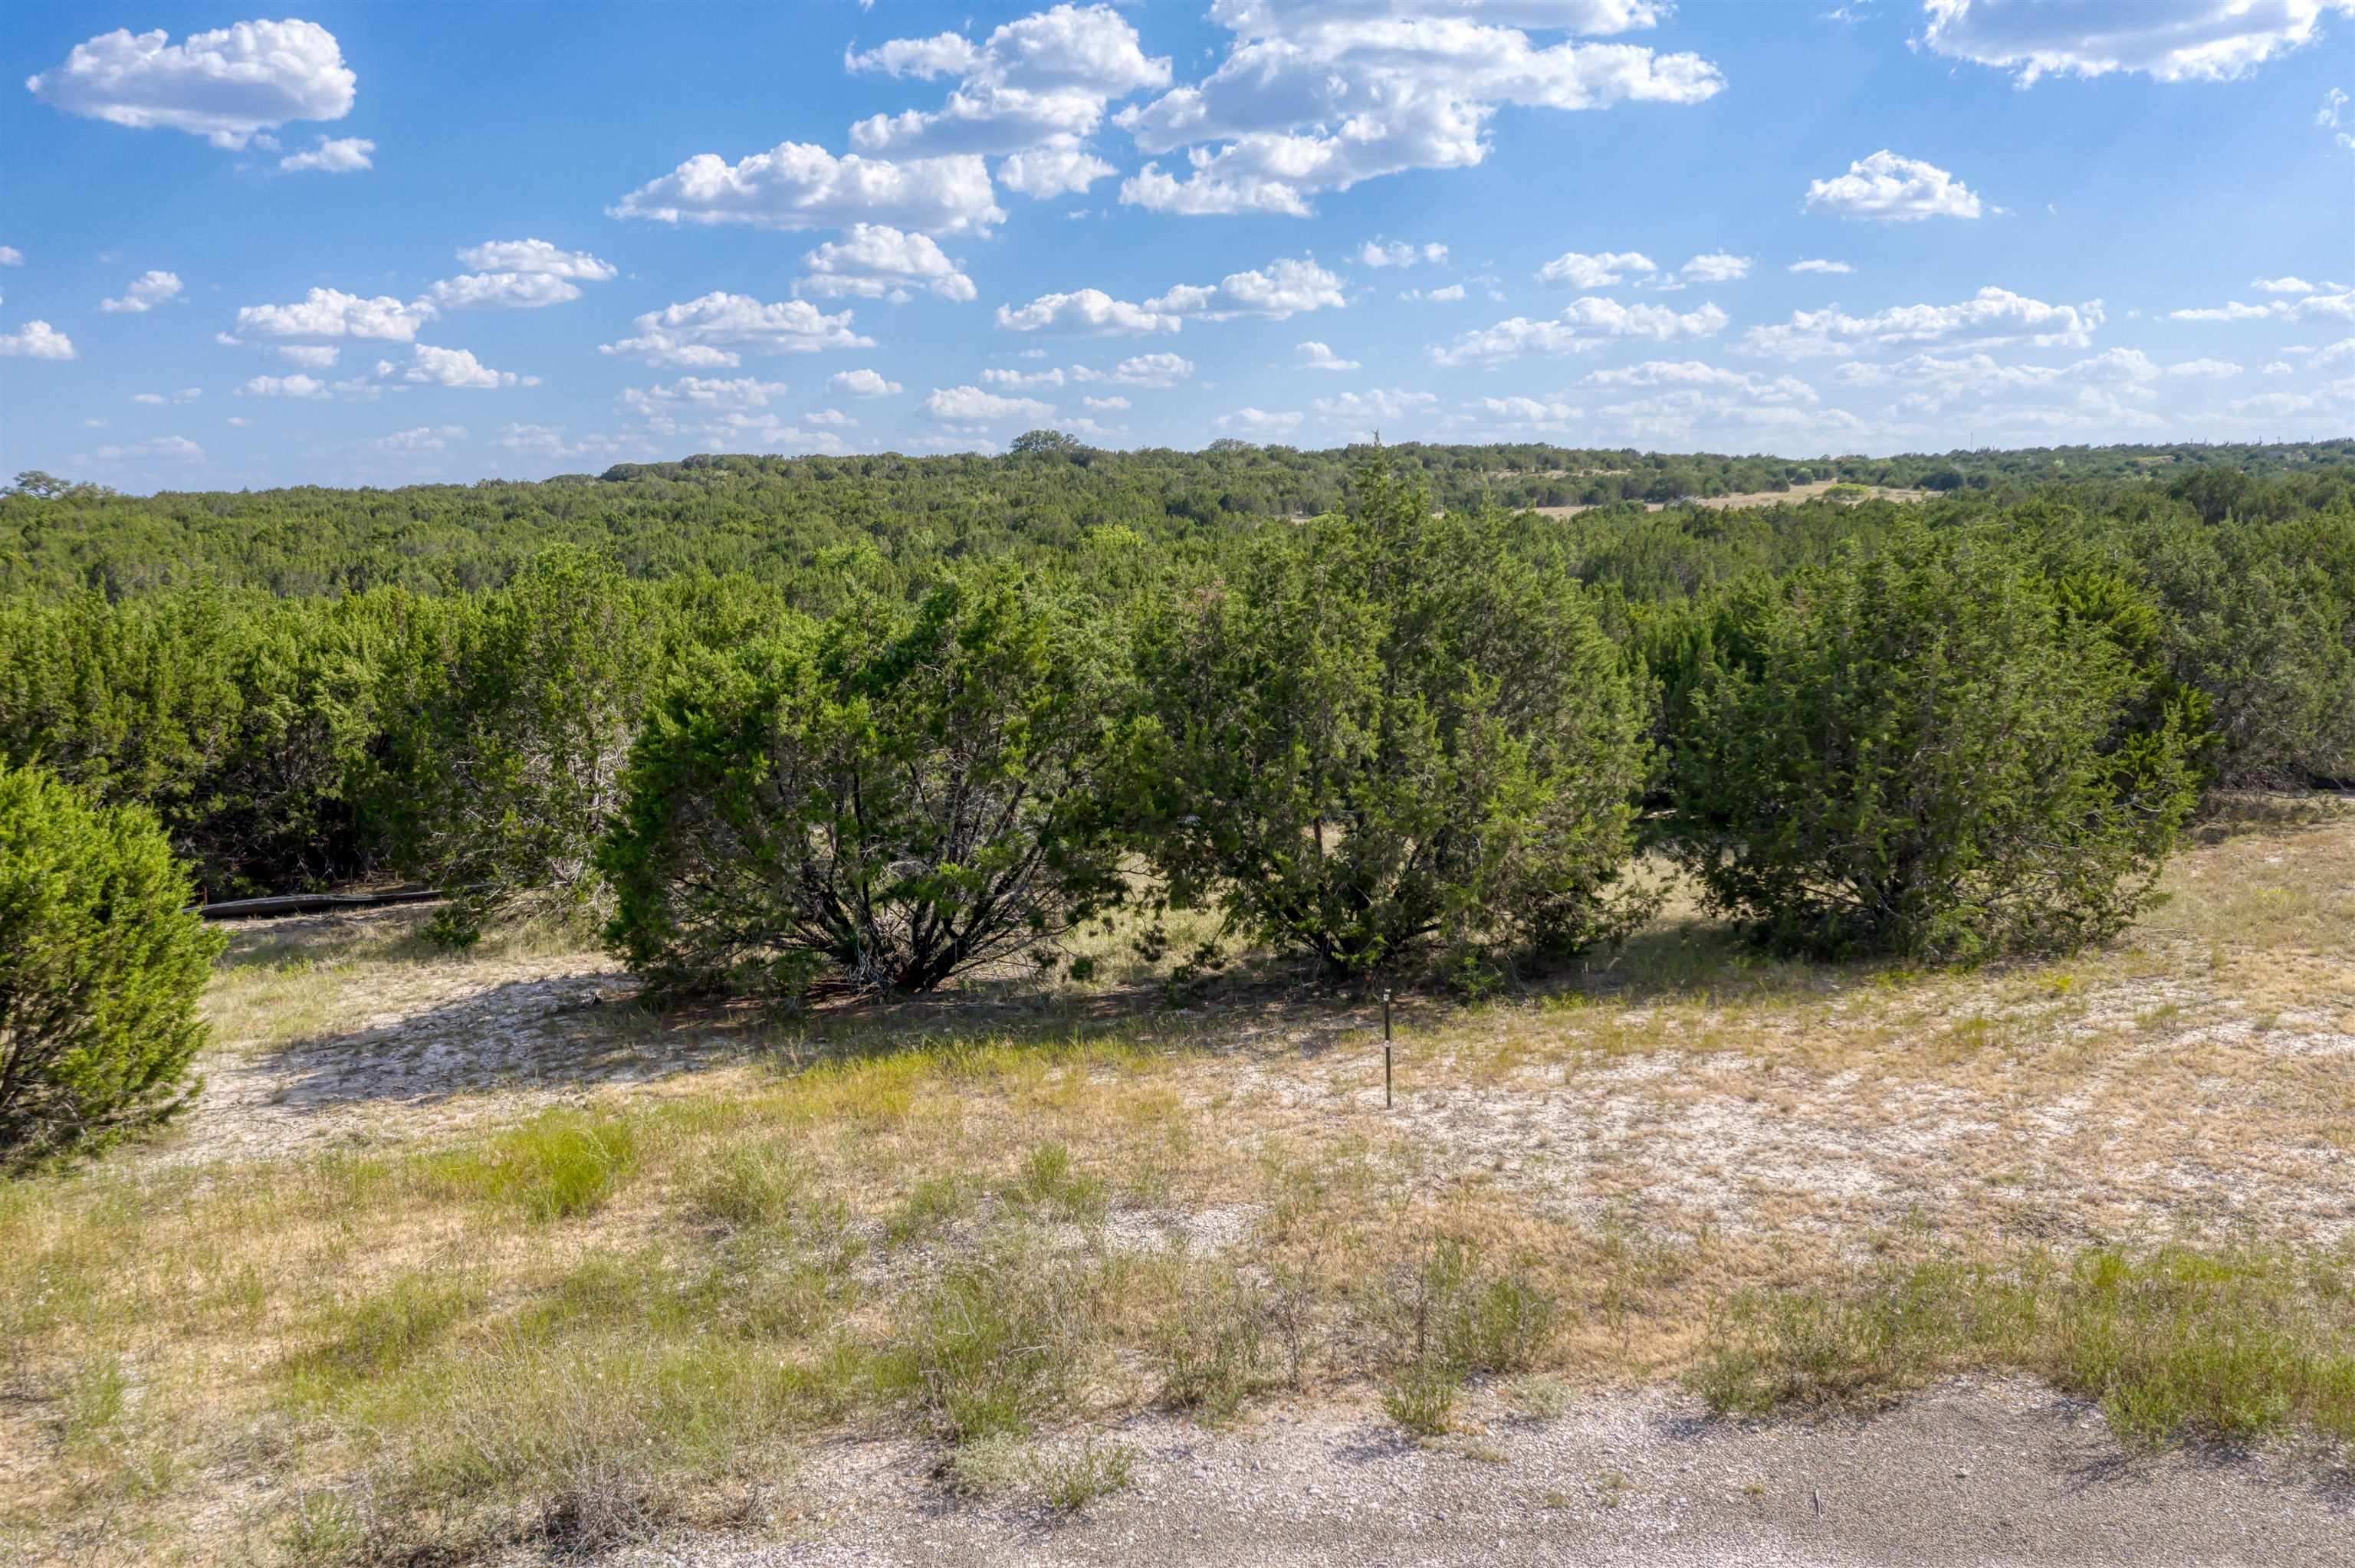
[1694,1244,2355,1452]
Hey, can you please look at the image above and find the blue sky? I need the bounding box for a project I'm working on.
[3,1,2351,492]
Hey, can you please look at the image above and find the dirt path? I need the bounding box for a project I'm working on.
[578,1380,2353,1567]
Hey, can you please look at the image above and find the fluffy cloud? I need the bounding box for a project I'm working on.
[1826,347,2160,412]
[1581,359,1819,402]
[0,248,23,266]
[1083,394,1130,409]
[1312,386,1438,425]
[1214,407,1303,435]
[1430,296,1728,364]
[1467,394,1581,427]
[1359,239,1450,267]
[831,368,905,397]
[1789,258,1854,274]
[131,387,202,405]
[982,366,1067,388]
[1115,2,1720,215]
[99,269,183,313]
[1739,287,2102,358]
[2166,358,2243,379]
[2324,87,2355,152]
[280,136,373,173]
[611,143,1003,235]
[1144,257,1348,319]
[457,240,618,280]
[2169,289,2355,323]
[2,321,78,360]
[1678,251,1752,283]
[997,143,1118,198]
[2253,276,2324,294]
[235,287,435,341]
[846,5,1170,157]
[89,435,205,463]
[1297,340,1361,370]
[796,224,977,302]
[1588,388,1867,443]
[276,344,340,368]
[1804,150,1985,221]
[921,384,1058,422]
[27,19,355,148]
[404,346,539,389]
[1921,0,2355,85]
[238,372,331,399]
[599,293,875,366]
[994,287,1182,335]
[1538,250,1656,287]
[372,425,466,452]
[422,272,584,310]
[1401,284,1468,302]
[1089,351,1195,386]
[618,378,794,434]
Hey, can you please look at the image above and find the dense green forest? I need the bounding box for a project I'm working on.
[2,437,2347,600]
[0,433,2345,923]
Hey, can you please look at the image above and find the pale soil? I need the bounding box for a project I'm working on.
[570,1379,2355,1568]
[78,808,2350,1565]
[1529,481,1931,519]
[163,814,2355,1261]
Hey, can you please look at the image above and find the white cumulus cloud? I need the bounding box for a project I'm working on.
[1739,287,2101,359]
[404,346,529,389]
[599,293,875,367]
[2,321,78,359]
[830,368,905,397]
[1922,0,2354,85]
[994,287,1181,336]
[280,136,373,173]
[1789,258,1854,274]
[238,372,331,399]
[1116,2,1720,216]
[235,287,435,341]
[1298,340,1361,370]
[1214,406,1302,435]
[796,224,977,303]
[1431,296,1728,365]
[1537,250,1657,287]
[921,384,1058,423]
[610,143,1003,235]
[1804,149,1985,221]
[27,19,355,148]
[99,269,183,313]
[1145,256,1348,320]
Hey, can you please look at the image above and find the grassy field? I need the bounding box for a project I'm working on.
[3,801,2352,1564]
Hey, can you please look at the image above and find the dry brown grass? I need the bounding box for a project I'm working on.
[2,804,2350,1563]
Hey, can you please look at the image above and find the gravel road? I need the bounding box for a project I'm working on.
[582,1379,2352,1568]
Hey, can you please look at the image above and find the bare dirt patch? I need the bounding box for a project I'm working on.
[570,1379,2355,1568]
[1529,481,1932,520]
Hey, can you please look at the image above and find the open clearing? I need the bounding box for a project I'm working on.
[4,803,2351,1565]
[1528,480,1934,519]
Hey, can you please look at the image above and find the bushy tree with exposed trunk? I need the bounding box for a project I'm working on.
[1129,457,1654,982]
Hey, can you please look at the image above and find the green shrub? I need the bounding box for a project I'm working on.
[1670,530,2201,962]
[0,762,222,1165]
[1132,457,1653,980]
[375,549,656,942]
[599,576,1128,999]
